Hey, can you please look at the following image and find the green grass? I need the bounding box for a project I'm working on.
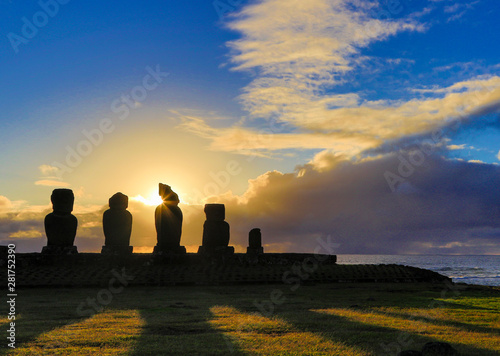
[1,283,499,355]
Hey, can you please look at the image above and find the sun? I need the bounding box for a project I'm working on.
[146,193,164,206]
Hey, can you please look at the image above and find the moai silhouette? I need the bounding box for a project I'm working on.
[247,228,264,254]
[198,204,234,256]
[154,183,185,254]
[42,188,78,254]
[101,192,133,255]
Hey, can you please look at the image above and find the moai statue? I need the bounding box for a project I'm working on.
[198,204,234,255]
[154,183,185,254]
[101,192,133,255]
[247,228,264,255]
[42,188,78,254]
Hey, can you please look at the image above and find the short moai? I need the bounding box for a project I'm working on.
[198,204,234,255]
[101,192,133,255]
[154,183,185,254]
[247,228,264,255]
[42,188,78,254]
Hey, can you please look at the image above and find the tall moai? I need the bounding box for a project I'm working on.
[247,228,264,255]
[101,192,133,255]
[42,188,78,254]
[198,204,234,255]
[154,183,185,254]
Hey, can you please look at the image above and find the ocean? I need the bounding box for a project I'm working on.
[337,255,500,287]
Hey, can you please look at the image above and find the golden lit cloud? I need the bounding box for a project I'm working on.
[38,164,61,177]
[178,115,378,157]
[36,164,70,187]
[178,76,500,158]
[226,0,423,124]
[172,1,500,159]
[35,180,71,187]
[9,229,43,238]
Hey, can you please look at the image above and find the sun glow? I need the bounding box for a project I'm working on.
[131,193,163,206]
[131,184,191,207]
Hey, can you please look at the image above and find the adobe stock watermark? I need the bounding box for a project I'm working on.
[213,0,244,20]
[223,235,339,353]
[384,129,445,192]
[7,0,71,54]
[50,64,168,180]
[76,268,134,317]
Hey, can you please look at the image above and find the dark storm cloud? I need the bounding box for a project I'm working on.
[213,153,500,254]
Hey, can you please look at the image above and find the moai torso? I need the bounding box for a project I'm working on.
[103,192,132,246]
[202,204,230,248]
[44,189,77,246]
[155,184,183,249]
[247,227,264,254]
[249,228,262,248]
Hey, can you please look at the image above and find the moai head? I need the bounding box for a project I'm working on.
[159,183,179,204]
[51,189,74,214]
[204,204,225,221]
[109,192,128,210]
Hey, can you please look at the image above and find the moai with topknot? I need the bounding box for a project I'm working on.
[101,192,133,255]
[154,183,185,254]
[42,188,78,254]
[247,228,264,255]
[198,204,234,256]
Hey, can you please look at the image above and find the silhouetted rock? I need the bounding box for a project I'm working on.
[43,189,78,254]
[421,342,457,356]
[198,204,234,255]
[247,228,264,254]
[398,351,422,356]
[101,192,133,255]
[154,183,185,254]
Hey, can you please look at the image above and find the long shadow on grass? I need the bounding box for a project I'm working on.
[273,306,498,356]
[370,308,500,335]
[212,284,498,356]
[129,296,246,355]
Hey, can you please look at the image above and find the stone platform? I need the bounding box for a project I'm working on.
[3,253,451,287]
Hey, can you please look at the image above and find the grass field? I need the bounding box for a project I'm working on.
[1,282,499,355]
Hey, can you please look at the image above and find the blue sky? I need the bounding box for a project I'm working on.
[1,0,500,254]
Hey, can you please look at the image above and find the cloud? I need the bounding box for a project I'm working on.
[447,144,466,150]
[226,0,424,125]
[497,150,500,161]
[38,164,61,177]
[0,202,47,250]
[36,164,70,187]
[207,153,500,254]
[178,115,378,157]
[0,196,12,213]
[443,0,480,22]
[444,3,461,13]
[9,229,43,238]
[179,76,500,158]
[35,180,71,187]
[176,1,500,160]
